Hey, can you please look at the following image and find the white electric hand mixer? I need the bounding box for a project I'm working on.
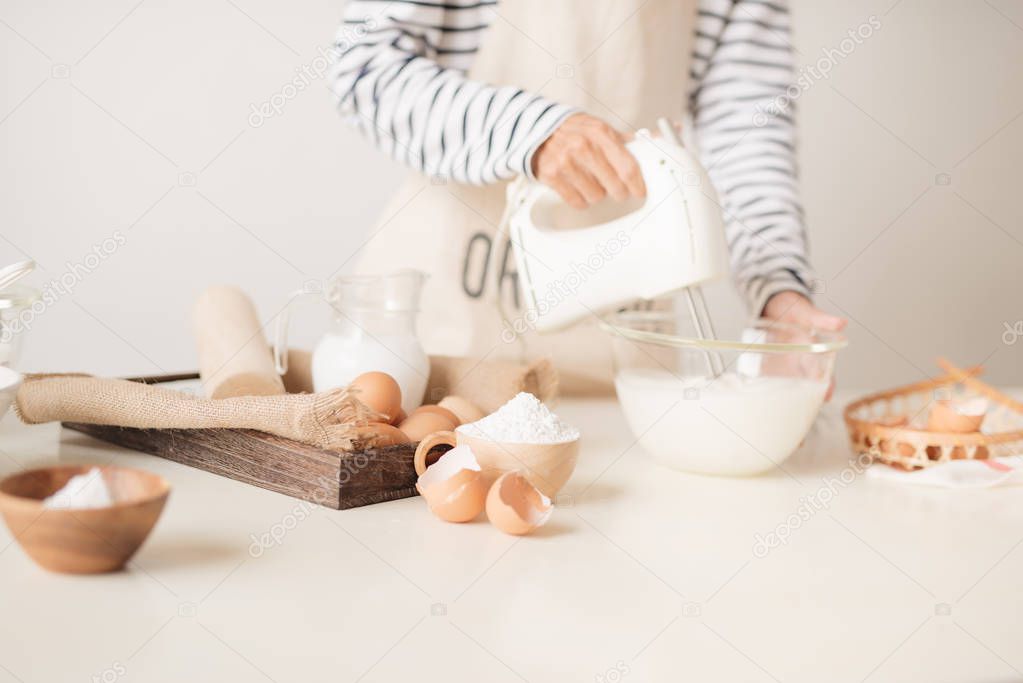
[502,119,729,376]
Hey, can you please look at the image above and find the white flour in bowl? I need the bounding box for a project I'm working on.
[457,392,579,444]
[614,369,827,475]
[43,468,114,509]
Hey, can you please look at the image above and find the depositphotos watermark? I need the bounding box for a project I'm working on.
[594,660,630,683]
[752,451,873,558]
[1,231,126,344]
[248,20,376,128]
[248,497,320,558]
[90,662,126,683]
[1003,320,1022,345]
[249,44,342,128]
[248,453,376,557]
[500,230,631,342]
[752,16,882,127]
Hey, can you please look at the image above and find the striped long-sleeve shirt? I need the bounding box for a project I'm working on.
[329,0,813,315]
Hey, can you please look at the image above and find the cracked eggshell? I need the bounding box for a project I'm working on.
[927,398,987,433]
[416,445,487,523]
[486,471,552,536]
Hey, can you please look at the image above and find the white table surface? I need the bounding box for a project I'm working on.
[1,394,1021,683]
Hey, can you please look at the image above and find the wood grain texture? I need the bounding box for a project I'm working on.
[61,374,450,510]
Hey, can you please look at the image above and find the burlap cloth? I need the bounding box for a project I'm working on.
[15,351,557,452]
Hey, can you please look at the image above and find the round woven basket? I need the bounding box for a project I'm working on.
[844,360,1023,470]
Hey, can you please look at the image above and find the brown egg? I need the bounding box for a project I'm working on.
[874,415,915,461]
[399,410,458,442]
[880,439,916,460]
[390,408,407,427]
[950,443,989,460]
[356,422,410,448]
[927,398,987,433]
[416,445,487,523]
[486,471,552,536]
[350,372,402,422]
[438,395,486,425]
[413,404,461,428]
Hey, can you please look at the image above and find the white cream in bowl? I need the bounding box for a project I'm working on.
[614,369,827,476]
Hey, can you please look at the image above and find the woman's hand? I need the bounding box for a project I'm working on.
[531,114,646,209]
[763,290,846,333]
[763,290,847,400]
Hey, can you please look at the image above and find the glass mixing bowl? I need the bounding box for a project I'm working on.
[600,309,847,476]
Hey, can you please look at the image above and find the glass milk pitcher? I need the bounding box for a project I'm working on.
[274,270,430,415]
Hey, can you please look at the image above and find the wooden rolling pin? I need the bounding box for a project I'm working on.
[193,286,285,399]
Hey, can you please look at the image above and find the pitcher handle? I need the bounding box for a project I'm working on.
[413,431,458,475]
[273,289,318,375]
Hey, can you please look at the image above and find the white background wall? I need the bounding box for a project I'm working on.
[1,0,1020,390]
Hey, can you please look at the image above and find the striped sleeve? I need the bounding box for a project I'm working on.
[328,0,577,185]
[690,0,815,315]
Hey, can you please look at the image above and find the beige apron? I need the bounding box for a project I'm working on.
[355,0,696,395]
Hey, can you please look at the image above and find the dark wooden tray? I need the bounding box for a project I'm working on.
[61,373,446,510]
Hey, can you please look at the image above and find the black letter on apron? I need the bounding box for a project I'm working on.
[498,238,520,309]
[462,232,491,299]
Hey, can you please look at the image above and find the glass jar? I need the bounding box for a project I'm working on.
[0,285,41,368]
[276,270,430,415]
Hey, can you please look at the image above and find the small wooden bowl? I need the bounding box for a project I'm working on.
[0,464,170,574]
